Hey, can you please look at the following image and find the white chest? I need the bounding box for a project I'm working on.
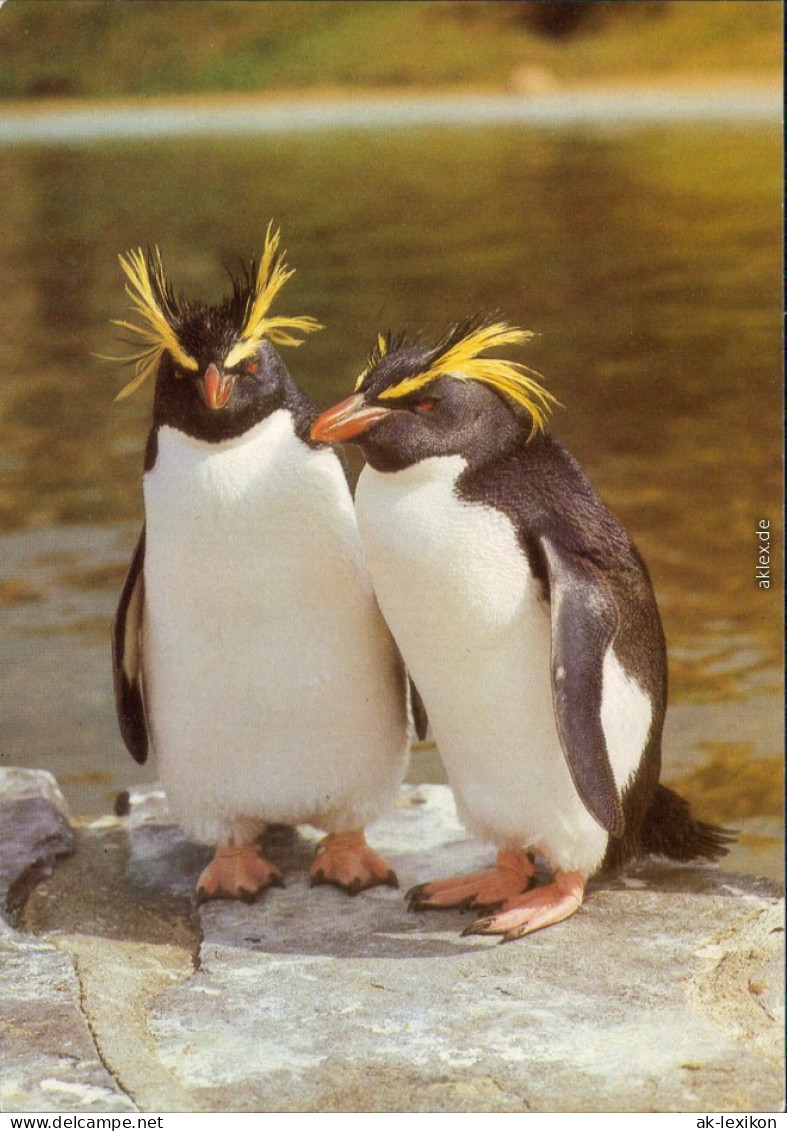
[354,456,547,713]
[355,456,536,648]
[144,411,362,600]
[139,412,407,841]
[142,410,371,715]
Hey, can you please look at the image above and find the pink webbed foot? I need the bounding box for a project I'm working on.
[463,869,586,942]
[406,849,535,913]
[196,842,284,904]
[310,830,399,896]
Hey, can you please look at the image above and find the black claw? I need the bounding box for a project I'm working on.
[409,897,442,912]
[385,870,399,889]
[405,883,426,902]
[269,873,285,889]
[238,887,257,904]
[195,887,208,905]
[310,868,325,888]
[347,877,362,897]
[461,918,491,937]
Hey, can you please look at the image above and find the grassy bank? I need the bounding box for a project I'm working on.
[0,0,781,102]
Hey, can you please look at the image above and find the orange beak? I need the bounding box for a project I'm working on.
[200,363,235,411]
[310,394,391,444]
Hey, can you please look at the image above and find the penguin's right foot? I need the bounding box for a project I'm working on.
[196,842,284,904]
[462,869,585,942]
[406,848,535,912]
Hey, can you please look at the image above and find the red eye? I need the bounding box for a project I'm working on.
[417,399,436,413]
[246,362,258,375]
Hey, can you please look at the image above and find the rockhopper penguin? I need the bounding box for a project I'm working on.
[310,317,732,940]
[110,226,409,901]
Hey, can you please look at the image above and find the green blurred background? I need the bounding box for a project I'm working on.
[0,0,781,100]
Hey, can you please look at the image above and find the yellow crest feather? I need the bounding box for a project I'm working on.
[224,222,322,368]
[110,246,199,401]
[377,320,558,438]
[354,332,392,391]
[107,225,321,401]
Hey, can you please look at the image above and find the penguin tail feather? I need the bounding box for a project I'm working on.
[641,784,735,862]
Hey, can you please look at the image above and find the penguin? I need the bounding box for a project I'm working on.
[310,316,732,940]
[110,225,410,902]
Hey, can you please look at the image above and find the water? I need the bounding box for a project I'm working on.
[0,109,781,879]
[0,89,780,146]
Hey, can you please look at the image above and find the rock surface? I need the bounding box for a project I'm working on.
[0,768,74,924]
[0,768,784,1113]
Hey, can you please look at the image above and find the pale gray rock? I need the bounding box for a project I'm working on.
[0,928,137,1113]
[0,770,133,1112]
[0,769,784,1113]
[0,768,74,924]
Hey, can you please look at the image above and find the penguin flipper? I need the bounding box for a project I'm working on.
[540,535,624,838]
[112,528,148,765]
[409,676,429,742]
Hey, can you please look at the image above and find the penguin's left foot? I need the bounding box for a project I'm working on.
[462,869,585,942]
[310,830,399,895]
[196,843,284,904]
[406,848,535,912]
